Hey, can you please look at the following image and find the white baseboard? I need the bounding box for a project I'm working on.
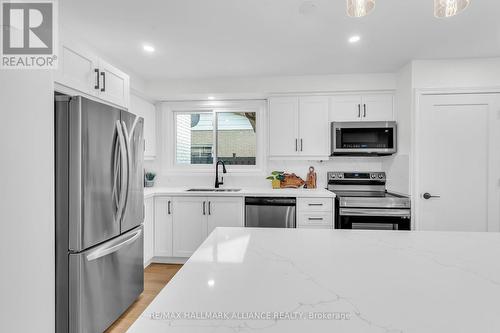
[151,256,187,264]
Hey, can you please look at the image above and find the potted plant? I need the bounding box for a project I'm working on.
[144,171,156,187]
[266,171,284,189]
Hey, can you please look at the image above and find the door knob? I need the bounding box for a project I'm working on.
[423,192,440,200]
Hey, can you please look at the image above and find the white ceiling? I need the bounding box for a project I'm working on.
[61,0,500,81]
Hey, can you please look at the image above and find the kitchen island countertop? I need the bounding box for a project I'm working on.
[127,227,500,333]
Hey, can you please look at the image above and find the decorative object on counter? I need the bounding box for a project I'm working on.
[305,166,317,189]
[280,173,305,189]
[266,171,285,189]
[144,172,156,187]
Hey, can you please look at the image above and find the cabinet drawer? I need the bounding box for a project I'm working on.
[297,212,333,228]
[298,198,333,212]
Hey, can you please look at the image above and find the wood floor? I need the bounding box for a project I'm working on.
[105,263,183,333]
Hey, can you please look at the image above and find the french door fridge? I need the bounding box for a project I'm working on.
[56,95,144,333]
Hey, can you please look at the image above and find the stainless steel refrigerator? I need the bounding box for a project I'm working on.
[55,95,145,333]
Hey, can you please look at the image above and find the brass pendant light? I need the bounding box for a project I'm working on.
[346,0,376,18]
[434,0,471,18]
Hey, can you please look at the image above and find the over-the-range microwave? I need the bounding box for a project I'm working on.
[331,121,397,156]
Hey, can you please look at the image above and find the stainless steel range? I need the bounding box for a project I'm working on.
[327,172,411,230]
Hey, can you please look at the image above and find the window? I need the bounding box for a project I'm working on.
[175,111,257,166]
[175,113,214,165]
[216,112,256,165]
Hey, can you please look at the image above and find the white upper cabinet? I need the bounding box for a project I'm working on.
[269,96,329,159]
[97,59,130,109]
[55,42,130,109]
[298,96,330,157]
[269,97,299,157]
[329,95,363,121]
[361,94,394,121]
[131,94,156,160]
[56,43,99,97]
[330,93,393,121]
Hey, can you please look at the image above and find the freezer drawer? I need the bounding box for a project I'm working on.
[69,226,144,333]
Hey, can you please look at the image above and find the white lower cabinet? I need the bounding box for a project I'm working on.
[206,197,245,235]
[150,195,332,260]
[154,197,173,257]
[170,196,244,258]
[296,197,335,229]
[172,197,207,257]
[143,197,155,265]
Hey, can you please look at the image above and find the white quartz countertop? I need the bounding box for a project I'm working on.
[144,187,335,199]
[127,228,500,333]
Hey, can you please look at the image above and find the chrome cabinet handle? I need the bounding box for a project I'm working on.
[300,139,303,152]
[167,200,171,215]
[308,217,324,221]
[100,71,106,92]
[208,201,211,215]
[358,104,361,118]
[423,192,441,200]
[295,139,298,152]
[203,201,206,215]
[363,104,367,117]
[94,68,100,89]
[308,203,323,206]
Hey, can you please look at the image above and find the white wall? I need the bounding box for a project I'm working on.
[147,73,396,100]
[383,63,413,195]
[0,71,55,332]
[412,58,500,89]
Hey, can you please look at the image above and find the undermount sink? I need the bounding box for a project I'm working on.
[186,188,241,192]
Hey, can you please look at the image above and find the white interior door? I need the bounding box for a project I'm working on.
[417,93,500,232]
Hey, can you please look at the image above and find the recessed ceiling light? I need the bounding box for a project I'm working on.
[348,35,361,43]
[207,96,215,100]
[142,44,155,53]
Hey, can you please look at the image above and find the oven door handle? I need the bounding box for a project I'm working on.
[339,208,411,218]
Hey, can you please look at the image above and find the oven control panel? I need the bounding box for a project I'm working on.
[327,172,386,181]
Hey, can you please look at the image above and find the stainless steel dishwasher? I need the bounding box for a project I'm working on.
[245,197,296,228]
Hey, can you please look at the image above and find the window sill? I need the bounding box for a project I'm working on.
[162,168,266,176]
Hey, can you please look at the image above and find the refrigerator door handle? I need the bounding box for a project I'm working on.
[115,121,128,223]
[86,228,142,261]
[121,116,139,219]
[112,137,120,214]
[120,121,132,218]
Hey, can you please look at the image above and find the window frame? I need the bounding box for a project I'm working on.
[162,100,266,175]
